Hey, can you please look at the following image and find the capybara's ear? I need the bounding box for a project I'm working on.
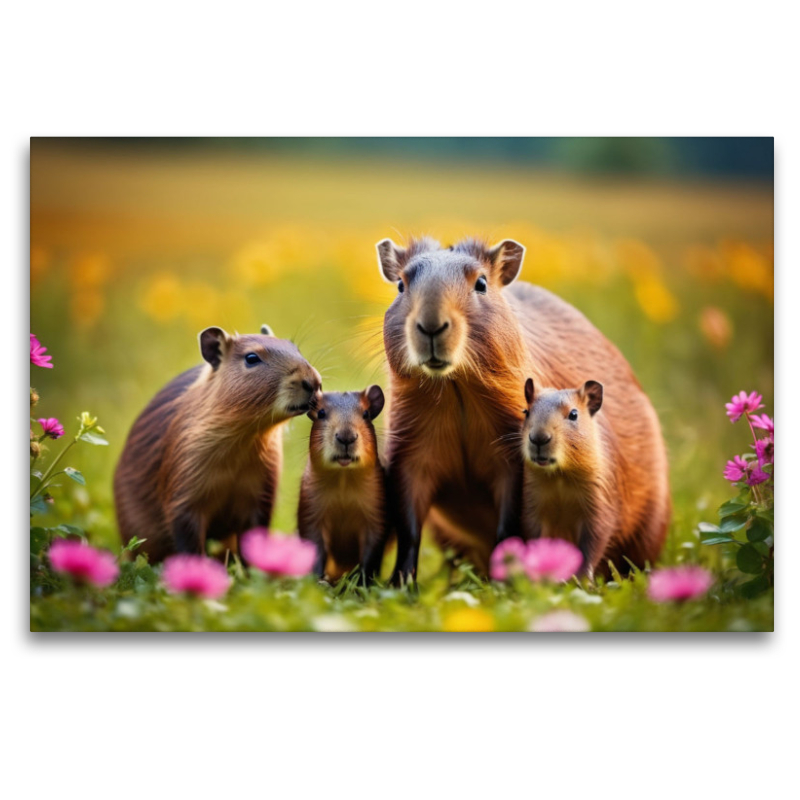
[487,240,525,286]
[524,377,535,407]
[376,239,407,283]
[260,324,274,337]
[199,327,233,369]
[581,380,604,415]
[364,385,385,420]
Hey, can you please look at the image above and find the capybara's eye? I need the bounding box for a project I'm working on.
[523,409,529,417]
[397,279,404,293]
[363,410,370,420]
[244,353,262,367]
[569,409,578,421]
[475,276,488,294]
[317,409,327,420]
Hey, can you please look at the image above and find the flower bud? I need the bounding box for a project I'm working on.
[30,440,41,458]
[30,388,39,409]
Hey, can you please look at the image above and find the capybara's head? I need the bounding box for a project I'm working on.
[198,324,322,424]
[521,378,604,472]
[306,386,384,470]
[377,237,525,379]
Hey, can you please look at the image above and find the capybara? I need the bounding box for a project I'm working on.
[520,378,623,579]
[114,324,322,563]
[298,387,387,582]
[377,236,670,582]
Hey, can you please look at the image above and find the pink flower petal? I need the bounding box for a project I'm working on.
[48,540,119,587]
[647,566,713,602]
[240,529,316,577]
[162,555,230,599]
[524,538,583,582]
[489,537,528,581]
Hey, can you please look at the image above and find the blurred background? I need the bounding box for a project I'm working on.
[29,137,774,568]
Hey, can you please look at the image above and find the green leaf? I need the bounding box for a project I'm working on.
[64,467,86,485]
[79,431,108,446]
[701,535,735,546]
[736,544,764,575]
[719,515,748,533]
[30,527,50,555]
[738,574,771,599]
[719,499,749,518]
[746,517,772,543]
[30,495,48,516]
[756,508,774,524]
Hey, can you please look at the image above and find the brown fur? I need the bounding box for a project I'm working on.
[521,380,621,579]
[297,388,387,582]
[378,236,670,581]
[114,327,321,562]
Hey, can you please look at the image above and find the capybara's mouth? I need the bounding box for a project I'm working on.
[332,455,358,467]
[533,457,555,467]
[423,357,449,371]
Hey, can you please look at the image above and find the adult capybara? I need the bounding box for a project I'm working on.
[114,324,322,563]
[298,386,387,582]
[377,236,670,583]
[520,378,622,580]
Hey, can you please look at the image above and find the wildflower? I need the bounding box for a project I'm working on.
[489,537,528,581]
[753,438,774,468]
[240,529,316,577]
[647,566,713,602]
[750,414,774,435]
[442,608,495,632]
[530,610,590,633]
[79,412,98,429]
[37,418,65,439]
[723,455,749,483]
[725,391,764,423]
[524,538,583,582]
[48,540,119,587]
[30,334,53,368]
[162,554,230,599]
[746,463,770,486]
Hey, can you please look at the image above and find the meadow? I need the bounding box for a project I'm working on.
[29,141,774,631]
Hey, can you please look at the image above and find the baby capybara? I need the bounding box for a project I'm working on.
[114,325,321,563]
[297,387,387,582]
[520,378,624,579]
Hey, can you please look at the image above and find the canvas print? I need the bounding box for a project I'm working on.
[29,137,774,632]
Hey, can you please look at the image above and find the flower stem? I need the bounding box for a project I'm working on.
[30,436,79,499]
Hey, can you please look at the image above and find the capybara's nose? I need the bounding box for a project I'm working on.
[303,368,322,396]
[530,432,552,448]
[336,431,358,446]
[416,320,449,338]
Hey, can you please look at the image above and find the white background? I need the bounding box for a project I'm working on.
[4,3,794,799]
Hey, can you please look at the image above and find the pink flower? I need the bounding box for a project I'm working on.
[240,529,316,577]
[48,540,119,587]
[723,455,749,483]
[524,538,583,582]
[30,334,53,368]
[162,555,230,599]
[725,390,763,423]
[489,537,528,581]
[530,610,590,633]
[746,463,770,486]
[753,438,774,468]
[750,414,774,434]
[647,565,713,602]
[37,417,65,439]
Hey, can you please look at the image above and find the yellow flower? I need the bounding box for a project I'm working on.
[634,275,679,323]
[442,607,495,632]
[139,273,183,322]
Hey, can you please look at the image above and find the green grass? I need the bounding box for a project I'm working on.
[29,143,774,631]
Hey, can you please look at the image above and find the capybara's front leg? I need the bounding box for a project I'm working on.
[171,507,207,555]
